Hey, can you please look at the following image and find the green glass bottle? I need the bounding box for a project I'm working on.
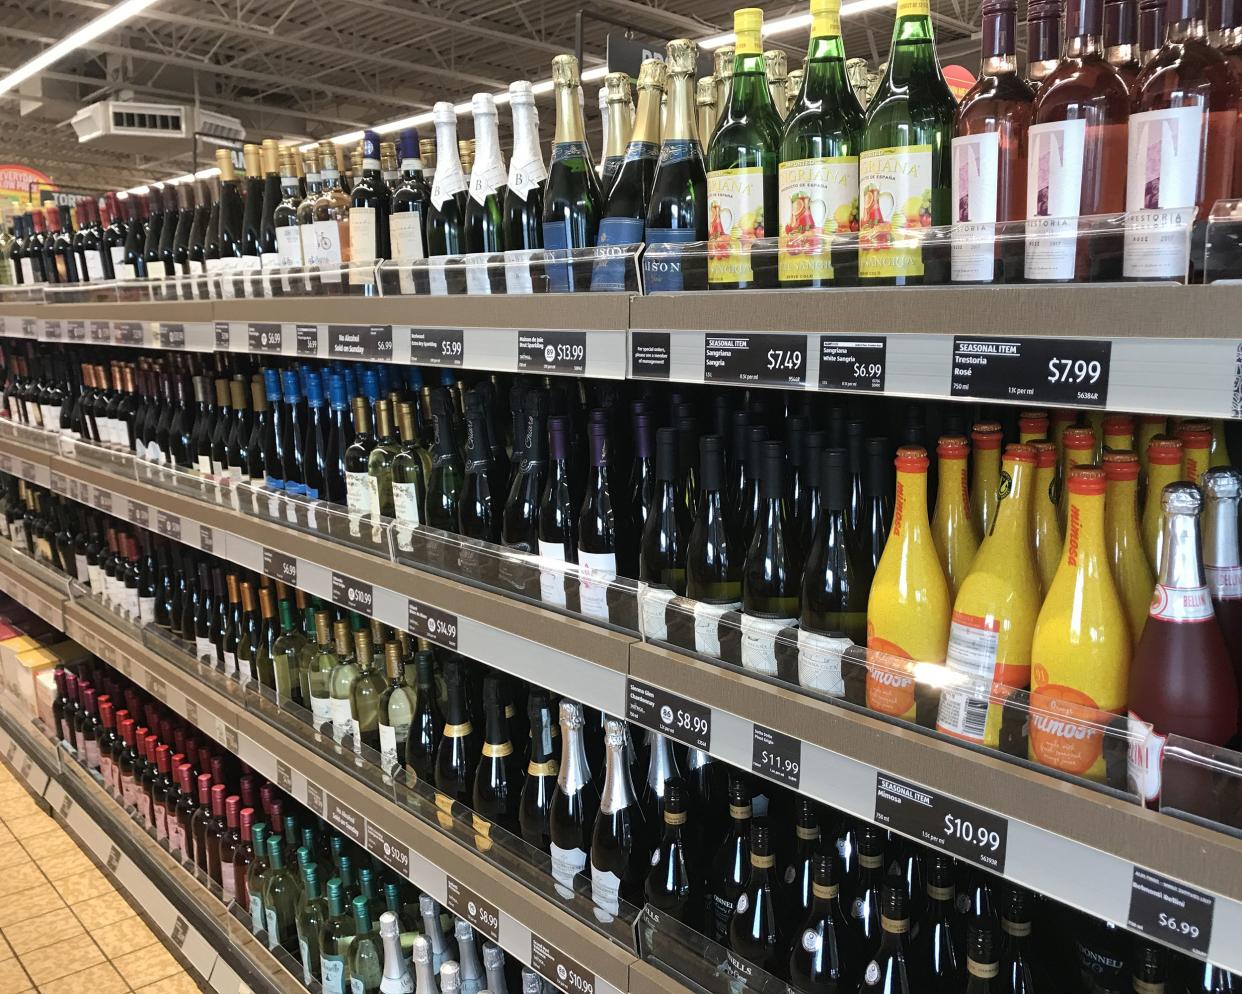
[345,399,377,520]
[318,877,355,994]
[270,597,308,705]
[465,93,507,256]
[235,581,261,681]
[377,641,417,776]
[778,0,866,286]
[383,882,421,949]
[858,0,956,284]
[346,896,383,994]
[706,7,783,289]
[351,637,389,756]
[296,860,330,985]
[358,867,386,925]
[253,587,281,692]
[330,624,365,746]
[263,834,299,953]
[426,388,464,533]
[366,400,400,519]
[338,852,361,903]
[303,609,336,730]
[247,821,271,934]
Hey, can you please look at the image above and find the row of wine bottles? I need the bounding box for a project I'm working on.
[36,601,1241,994]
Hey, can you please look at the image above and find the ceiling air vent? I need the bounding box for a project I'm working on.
[71,100,245,153]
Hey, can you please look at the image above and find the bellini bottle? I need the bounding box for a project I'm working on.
[549,700,599,899]
[1126,0,1239,281]
[952,0,1035,283]
[867,446,951,723]
[707,8,782,289]
[1029,466,1131,782]
[543,55,602,292]
[1025,0,1130,282]
[1127,482,1239,805]
[1203,468,1242,693]
[742,441,802,676]
[778,0,865,287]
[859,0,956,285]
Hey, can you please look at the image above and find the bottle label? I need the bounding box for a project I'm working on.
[638,583,678,641]
[349,206,378,265]
[740,613,797,676]
[351,717,363,754]
[311,219,348,276]
[577,550,617,621]
[332,696,354,742]
[346,471,371,516]
[85,739,100,771]
[1206,564,1242,600]
[590,864,622,923]
[642,228,699,292]
[950,131,1001,283]
[125,587,140,619]
[1123,106,1203,280]
[121,263,137,281]
[592,217,644,292]
[321,954,346,994]
[392,482,422,526]
[865,635,918,719]
[549,841,588,899]
[299,937,313,984]
[797,627,852,697]
[1126,710,1167,803]
[100,754,112,788]
[706,166,766,284]
[1028,680,1111,776]
[366,474,383,516]
[197,454,214,477]
[153,801,167,840]
[896,0,931,15]
[378,721,402,774]
[265,907,281,947]
[251,893,265,933]
[1024,119,1087,281]
[431,157,468,210]
[75,553,89,583]
[85,251,107,283]
[537,539,569,608]
[224,650,238,676]
[300,226,318,272]
[275,225,303,268]
[1148,582,1215,622]
[693,599,740,657]
[109,244,126,267]
[168,818,183,857]
[777,156,859,282]
[391,213,426,295]
[138,595,157,625]
[427,256,450,296]
[19,258,34,284]
[708,892,735,942]
[470,158,508,205]
[859,145,932,279]
[195,636,216,662]
[350,977,367,994]
[222,868,236,904]
[509,153,548,199]
[465,253,494,295]
[311,693,333,731]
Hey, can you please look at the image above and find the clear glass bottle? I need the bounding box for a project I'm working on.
[351,633,388,756]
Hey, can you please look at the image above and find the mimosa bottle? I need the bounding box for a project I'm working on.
[1135,415,1167,483]
[1018,411,1049,444]
[1177,421,1213,485]
[866,446,951,724]
[1086,411,1105,459]
[970,422,1003,539]
[1102,415,1134,453]
[1058,426,1097,532]
[1209,420,1230,468]
[1142,437,1184,569]
[1029,465,1132,782]
[1103,451,1154,645]
[938,444,1041,748]
[930,435,980,599]
[1030,441,1062,594]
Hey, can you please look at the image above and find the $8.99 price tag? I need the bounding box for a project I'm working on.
[625,678,711,751]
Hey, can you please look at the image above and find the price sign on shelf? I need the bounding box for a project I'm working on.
[704,333,807,387]
[873,772,1008,872]
[531,935,594,994]
[159,324,186,349]
[275,760,293,793]
[296,324,321,357]
[247,322,283,353]
[365,819,411,878]
[115,321,144,346]
[156,511,181,542]
[446,877,501,943]
[409,327,465,367]
[331,572,374,618]
[262,547,298,586]
[626,678,711,751]
[950,336,1112,408]
[127,500,149,529]
[407,599,459,650]
[1127,868,1214,957]
[329,324,394,361]
[819,336,887,392]
[518,330,587,375]
[752,723,802,789]
[67,320,86,342]
[43,320,62,342]
[214,322,231,350]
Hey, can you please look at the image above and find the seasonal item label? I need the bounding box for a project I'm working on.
[859,145,932,279]
[707,166,767,284]
[778,156,858,282]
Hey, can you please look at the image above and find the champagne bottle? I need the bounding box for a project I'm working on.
[706,8,782,288]
[465,94,507,258]
[867,446,951,723]
[483,944,508,994]
[601,73,632,194]
[1029,466,1131,782]
[589,718,646,921]
[549,700,599,899]
[857,882,914,994]
[931,435,980,599]
[728,818,787,976]
[379,912,415,994]
[473,673,520,834]
[937,444,1041,748]
[519,687,558,850]
[427,103,469,265]
[434,656,480,809]
[742,440,802,676]
[412,934,440,994]
[788,851,862,994]
[503,81,547,292]
[1204,468,1242,695]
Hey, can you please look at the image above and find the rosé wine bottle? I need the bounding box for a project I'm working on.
[1105,0,1143,87]
[1141,0,1168,64]
[1025,0,1065,91]
[1209,0,1242,197]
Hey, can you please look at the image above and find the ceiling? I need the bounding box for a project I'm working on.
[0,0,987,195]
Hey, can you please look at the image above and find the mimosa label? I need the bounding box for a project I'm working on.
[1123,106,1203,280]
[865,634,917,717]
[740,612,797,676]
[950,132,1000,283]
[707,166,767,284]
[777,156,859,282]
[1029,676,1114,776]
[858,145,932,279]
[1024,119,1086,281]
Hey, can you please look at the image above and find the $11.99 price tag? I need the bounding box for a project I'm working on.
[625,678,711,751]
[873,773,1008,872]
[751,724,801,788]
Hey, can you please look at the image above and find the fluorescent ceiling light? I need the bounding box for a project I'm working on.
[125,184,149,195]
[0,0,162,96]
[700,0,894,48]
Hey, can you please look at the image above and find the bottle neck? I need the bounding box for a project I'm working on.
[1063,490,1108,569]
[630,85,662,146]
[511,100,543,159]
[558,719,591,793]
[990,459,1034,542]
[554,82,588,146]
[473,112,505,181]
[663,72,698,144]
[435,120,463,172]
[893,468,930,540]
[1160,511,1208,587]
[1204,494,1240,569]
[599,734,634,814]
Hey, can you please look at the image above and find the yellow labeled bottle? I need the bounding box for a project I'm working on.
[930,435,979,600]
[1142,437,1183,572]
[970,422,1003,539]
[938,444,1041,748]
[1103,451,1153,646]
[1029,465,1132,782]
[1135,415,1167,483]
[1018,411,1049,444]
[1102,415,1134,454]
[1030,441,1062,595]
[1177,422,1212,486]
[866,446,951,724]
[1209,419,1230,468]
[1050,409,1078,463]
[1085,411,1105,459]
[1058,427,1096,533]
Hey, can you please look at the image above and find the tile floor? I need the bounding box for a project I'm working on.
[0,757,205,994]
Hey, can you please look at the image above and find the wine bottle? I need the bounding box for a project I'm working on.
[728,818,787,976]
[577,418,619,621]
[350,633,387,756]
[458,391,501,542]
[779,0,865,287]
[519,687,558,850]
[549,700,599,899]
[686,435,743,655]
[427,103,469,267]
[473,673,521,833]
[350,131,389,273]
[857,882,914,994]
[639,427,691,640]
[389,128,430,294]
[310,141,352,281]
[590,718,646,921]
[405,650,443,783]
[788,850,862,994]
[237,145,266,282]
[644,775,698,928]
[706,774,752,944]
[434,656,479,809]
[465,94,507,258]
[742,440,802,676]
[908,854,961,994]
[215,151,245,277]
[543,55,603,292]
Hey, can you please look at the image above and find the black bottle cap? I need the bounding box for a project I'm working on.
[700,435,724,492]
[656,427,679,482]
[745,426,768,481]
[795,795,817,826]
[712,395,729,437]
[675,402,695,424]
[524,388,547,419]
[805,430,825,486]
[761,441,785,495]
[846,419,865,472]
[858,824,885,856]
[786,416,807,468]
[1002,884,1032,924]
[1131,939,1168,984]
[730,411,751,462]
[677,418,698,478]
[926,853,955,887]
[828,408,847,448]
[811,852,837,887]
[727,772,750,805]
[482,673,504,707]
[865,437,891,497]
[415,650,436,682]
[967,917,998,964]
[823,448,849,511]
[527,687,550,718]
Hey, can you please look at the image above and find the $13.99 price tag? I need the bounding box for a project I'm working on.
[625,678,711,751]
[873,772,1008,872]
[518,331,587,374]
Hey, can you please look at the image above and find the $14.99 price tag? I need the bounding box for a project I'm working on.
[625,678,711,751]
[407,599,459,650]
[704,333,807,387]
[1127,868,1214,957]
[873,773,1008,872]
[950,336,1112,408]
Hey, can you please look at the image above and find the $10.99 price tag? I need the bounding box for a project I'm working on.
[625,678,711,751]
[873,772,1008,872]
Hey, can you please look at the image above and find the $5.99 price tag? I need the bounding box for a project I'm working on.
[873,772,1008,872]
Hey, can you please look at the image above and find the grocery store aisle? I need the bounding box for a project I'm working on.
[0,758,203,994]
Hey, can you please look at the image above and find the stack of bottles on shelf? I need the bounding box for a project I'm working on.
[5,0,1242,290]
[4,342,1242,811]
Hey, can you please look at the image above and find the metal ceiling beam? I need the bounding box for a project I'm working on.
[587,0,721,36]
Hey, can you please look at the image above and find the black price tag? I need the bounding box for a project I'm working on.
[407,599,459,650]
[20,462,35,483]
[67,320,86,342]
[531,934,595,994]
[518,330,586,375]
[296,324,321,357]
[331,572,374,617]
[50,472,66,495]
[159,324,186,349]
[58,795,72,818]
[751,724,802,788]
[329,324,393,361]
[626,678,711,751]
[214,322,231,350]
[951,336,1112,408]
[409,327,465,367]
[224,726,238,755]
[325,793,363,843]
[819,336,887,393]
[115,321,144,346]
[43,320,62,342]
[1127,868,1214,957]
[262,548,298,586]
[128,501,149,529]
[446,878,501,942]
[185,701,198,727]
[18,318,34,339]
[106,845,121,871]
[171,916,188,948]
[873,773,1008,872]
[631,332,671,379]
[89,321,110,343]
[306,781,325,816]
[156,511,181,542]
[276,760,293,793]
[95,489,113,515]
[705,333,807,387]
[148,675,166,700]
[248,322,283,353]
[198,526,213,554]
[365,819,411,877]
